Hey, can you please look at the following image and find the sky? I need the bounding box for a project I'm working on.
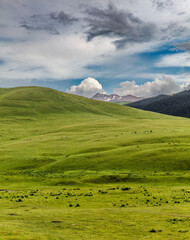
[1,0,190,98]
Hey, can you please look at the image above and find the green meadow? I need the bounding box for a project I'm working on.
[0,87,189,239]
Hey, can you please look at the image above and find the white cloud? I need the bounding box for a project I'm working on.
[0,35,115,80]
[139,73,190,83]
[1,0,190,85]
[156,52,190,67]
[114,76,182,97]
[66,77,106,97]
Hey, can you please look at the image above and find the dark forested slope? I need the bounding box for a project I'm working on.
[128,90,190,118]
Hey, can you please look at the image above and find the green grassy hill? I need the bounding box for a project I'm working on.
[0,86,189,175]
[0,86,139,117]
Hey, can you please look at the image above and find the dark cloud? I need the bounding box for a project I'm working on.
[20,24,59,35]
[161,23,187,39]
[50,11,78,25]
[174,41,190,51]
[85,3,157,48]
[20,11,77,34]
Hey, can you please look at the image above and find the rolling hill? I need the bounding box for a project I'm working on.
[0,86,189,174]
[0,86,133,117]
[128,90,190,118]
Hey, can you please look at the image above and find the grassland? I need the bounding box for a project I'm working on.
[0,86,189,239]
[116,101,132,105]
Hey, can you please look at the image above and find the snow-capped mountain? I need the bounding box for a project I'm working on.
[91,93,144,102]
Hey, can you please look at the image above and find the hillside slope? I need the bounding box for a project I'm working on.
[128,94,169,108]
[0,86,134,117]
[128,90,190,118]
[0,86,189,175]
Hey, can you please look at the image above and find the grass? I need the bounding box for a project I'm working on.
[0,86,189,239]
[115,101,132,105]
[0,182,189,239]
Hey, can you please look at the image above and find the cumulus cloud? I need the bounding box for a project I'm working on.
[139,73,190,84]
[66,77,106,97]
[114,76,182,97]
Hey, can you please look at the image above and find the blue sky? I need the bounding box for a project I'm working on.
[1,0,190,97]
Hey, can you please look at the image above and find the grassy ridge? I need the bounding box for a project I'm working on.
[0,86,138,117]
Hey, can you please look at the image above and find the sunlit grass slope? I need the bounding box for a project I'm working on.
[0,86,138,117]
[0,86,189,175]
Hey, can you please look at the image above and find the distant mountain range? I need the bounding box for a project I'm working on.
[128,90,190,118]
[92,93,144,103]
